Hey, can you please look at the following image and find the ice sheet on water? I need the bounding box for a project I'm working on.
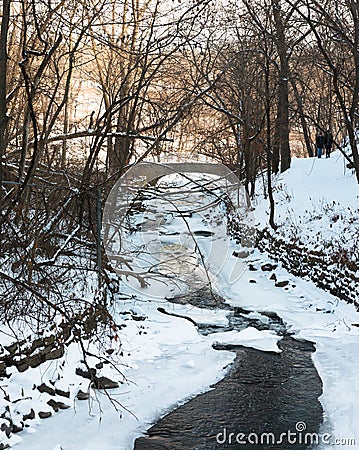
[208,327,282,353]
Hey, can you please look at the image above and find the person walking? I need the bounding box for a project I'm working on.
[324,130,333,158]
[316,130,324,158]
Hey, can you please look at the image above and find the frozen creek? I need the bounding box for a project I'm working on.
[8,161,359,450]
[118,173,324,449]
[133,287,323,450]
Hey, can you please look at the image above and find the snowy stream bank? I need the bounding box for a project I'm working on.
[134,288,323,450]
[4,162,359,450]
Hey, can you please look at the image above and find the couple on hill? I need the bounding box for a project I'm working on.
[316,130,333,158]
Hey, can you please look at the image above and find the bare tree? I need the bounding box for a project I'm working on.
[284,0,359,181]
[0,0,11,184]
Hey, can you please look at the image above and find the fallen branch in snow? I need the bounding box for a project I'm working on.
[157,307,198,326]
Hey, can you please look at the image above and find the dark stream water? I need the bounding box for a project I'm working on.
[134,288,323,450]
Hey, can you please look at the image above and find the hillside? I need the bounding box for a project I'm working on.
[256,151,359,255]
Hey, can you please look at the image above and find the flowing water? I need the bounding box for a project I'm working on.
[134,289,323,450]
[125,177,324,449]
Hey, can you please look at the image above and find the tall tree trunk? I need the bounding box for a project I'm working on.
[348,1,359,183]
[347,125,359,183]
[111,103,132,176]
[265,52,278,230]
[273,0,291,173]
[0,0,11,183]
[272,122,280,173]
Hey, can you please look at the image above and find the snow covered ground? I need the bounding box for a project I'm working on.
[1,152,359,450]
[254,150,359,261]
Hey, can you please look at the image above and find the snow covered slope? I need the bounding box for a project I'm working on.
[255,151,359,258]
